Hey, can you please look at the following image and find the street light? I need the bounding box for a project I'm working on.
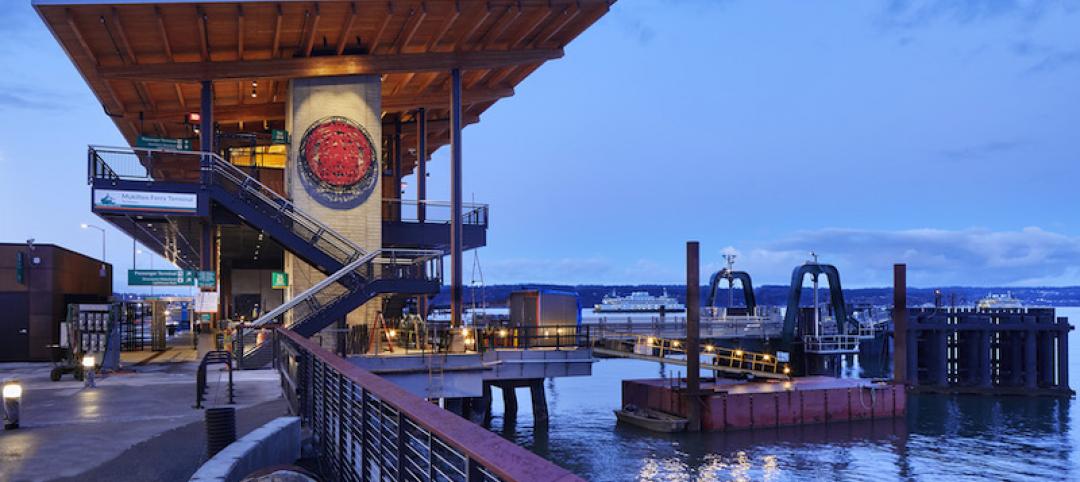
[82,354,96,388]
[80,223,106,277]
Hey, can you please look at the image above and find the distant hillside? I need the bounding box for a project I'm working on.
[431,285,1080,308]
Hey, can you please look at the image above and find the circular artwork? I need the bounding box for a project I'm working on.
[297,116,378,209]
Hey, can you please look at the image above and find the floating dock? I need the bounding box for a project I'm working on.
[621,376,905,432]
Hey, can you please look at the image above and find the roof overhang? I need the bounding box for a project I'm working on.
[35,0,613,173]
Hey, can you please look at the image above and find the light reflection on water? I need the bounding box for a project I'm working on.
[488,308,1080,481]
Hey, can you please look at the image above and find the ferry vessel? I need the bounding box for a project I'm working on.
[593,290,686,313]
[977,292,1024,310]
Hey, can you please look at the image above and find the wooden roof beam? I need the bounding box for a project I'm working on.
[509,6,555,50]
[426,1,460,52]
[196,7,210,61]
[237,5,245,60]
[271,4,283,58]
[124,87,513,122]
[100,49,564,82]
[335,2,358,55]
[301,5,321,57]
[369,2,395,54]
[480,3,522,50]
[455,4,492,51]
[394,3,428,54]
[532,4,579,47]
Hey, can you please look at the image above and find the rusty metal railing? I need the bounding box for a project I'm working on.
[275,328,583,482]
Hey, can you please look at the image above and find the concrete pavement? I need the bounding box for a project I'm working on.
[0,360,283,482]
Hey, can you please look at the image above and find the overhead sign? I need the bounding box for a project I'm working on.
[128,270,215,287]
[93,189,197,214]
[270,129,290,144]
[15,252,25,284]
[271,271,289,289]
[137,135,193,151]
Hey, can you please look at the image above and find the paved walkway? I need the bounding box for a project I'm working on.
[0,359,283,482]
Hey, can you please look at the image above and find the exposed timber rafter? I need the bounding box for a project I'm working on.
[98,49,563,82]
[123,87,514,122]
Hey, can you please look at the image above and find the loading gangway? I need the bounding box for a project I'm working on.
[88,146,442,367]
[595,333,790,380]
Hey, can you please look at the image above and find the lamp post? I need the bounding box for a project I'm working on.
[81,223,107,277]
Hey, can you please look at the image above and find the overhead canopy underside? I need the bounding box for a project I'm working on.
[35,0,612,174]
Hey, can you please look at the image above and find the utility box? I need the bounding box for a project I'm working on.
[509,290,581,348]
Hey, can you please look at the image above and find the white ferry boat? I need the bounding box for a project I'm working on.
[977,292,1024,310]
[593,290,685,313]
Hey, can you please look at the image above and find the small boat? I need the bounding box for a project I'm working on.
[614,404,687,433]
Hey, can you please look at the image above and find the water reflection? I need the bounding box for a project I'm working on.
[490,357,1080,481]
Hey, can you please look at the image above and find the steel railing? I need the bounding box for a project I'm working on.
[605,333,789,377]
[275,328,583,482]
[88,145,366,267]
[802,334,862,354]
[242,249,442,359]
[382,199,488,226]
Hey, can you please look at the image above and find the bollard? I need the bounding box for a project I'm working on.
[2,380,21,430]
[205,407,237,457]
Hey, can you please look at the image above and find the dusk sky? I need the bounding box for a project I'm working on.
[2,1,1079,290]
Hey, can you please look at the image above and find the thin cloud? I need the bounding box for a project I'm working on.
[879,0,1050,30]
[740,227,1080,287]
[939,140,1028,161]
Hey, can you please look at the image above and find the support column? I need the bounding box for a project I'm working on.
[1058,328,1070,390]
[893,264,908,384]
[481,380,492,424]
[530,379,548,424]
[685,241,701,432]
[979,329,993,388]
[449,68,463,328]
[416,108,427,223]
[199,80,214,184]
[392,116,403,222]
[1025,328,1038,389]
[501,383,518,422]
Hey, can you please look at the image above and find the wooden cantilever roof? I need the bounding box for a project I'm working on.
[34,0,613,173]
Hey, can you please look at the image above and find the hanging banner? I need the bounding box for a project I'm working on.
[93,189,198,214]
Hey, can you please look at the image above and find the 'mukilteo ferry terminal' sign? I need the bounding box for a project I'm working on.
[298,116,378,209]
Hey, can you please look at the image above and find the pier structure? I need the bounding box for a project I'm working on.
[900,307,1072,396]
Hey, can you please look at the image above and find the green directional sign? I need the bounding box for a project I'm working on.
[271,271,289,289]
[128,269,215,287]
[270,129,290,144]
[136,135,193,151]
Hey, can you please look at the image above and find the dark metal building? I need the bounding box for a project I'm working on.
[0,243,112,361]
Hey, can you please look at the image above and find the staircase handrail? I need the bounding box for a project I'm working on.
[248,248,442,330]
[88,145,367,262]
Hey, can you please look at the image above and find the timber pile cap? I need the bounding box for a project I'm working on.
[35,0,614,173]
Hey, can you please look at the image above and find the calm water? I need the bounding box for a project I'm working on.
[487,308,1080,481]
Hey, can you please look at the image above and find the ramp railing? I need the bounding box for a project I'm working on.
[275,328,584,482]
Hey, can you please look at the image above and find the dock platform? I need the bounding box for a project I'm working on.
[622,376,905,432]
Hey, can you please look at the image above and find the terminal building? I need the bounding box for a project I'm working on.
[35,0,612,363]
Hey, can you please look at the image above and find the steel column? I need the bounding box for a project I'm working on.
[685,241,701,432]
[449,68,463,328]
[893,264,908,384]
[416,108,427,223]
[199,80,214,184]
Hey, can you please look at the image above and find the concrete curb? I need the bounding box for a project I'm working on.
[189,416,300,482]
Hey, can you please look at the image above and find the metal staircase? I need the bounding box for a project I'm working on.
[87,146,442,368]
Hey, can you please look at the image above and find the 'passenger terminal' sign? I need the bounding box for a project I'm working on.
[129,270,215,287]
[137,135,193,151]
[93,189,197,214]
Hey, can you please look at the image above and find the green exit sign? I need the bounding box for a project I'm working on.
[271,271,289,289]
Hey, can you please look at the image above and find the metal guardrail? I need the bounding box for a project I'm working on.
[602,333,790,378]
[275,328,583,482]
[87,145,365,267]
[802,335,862,354]
[587,317,783,339]
[383,199,488,226]
[243,248,442,358]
